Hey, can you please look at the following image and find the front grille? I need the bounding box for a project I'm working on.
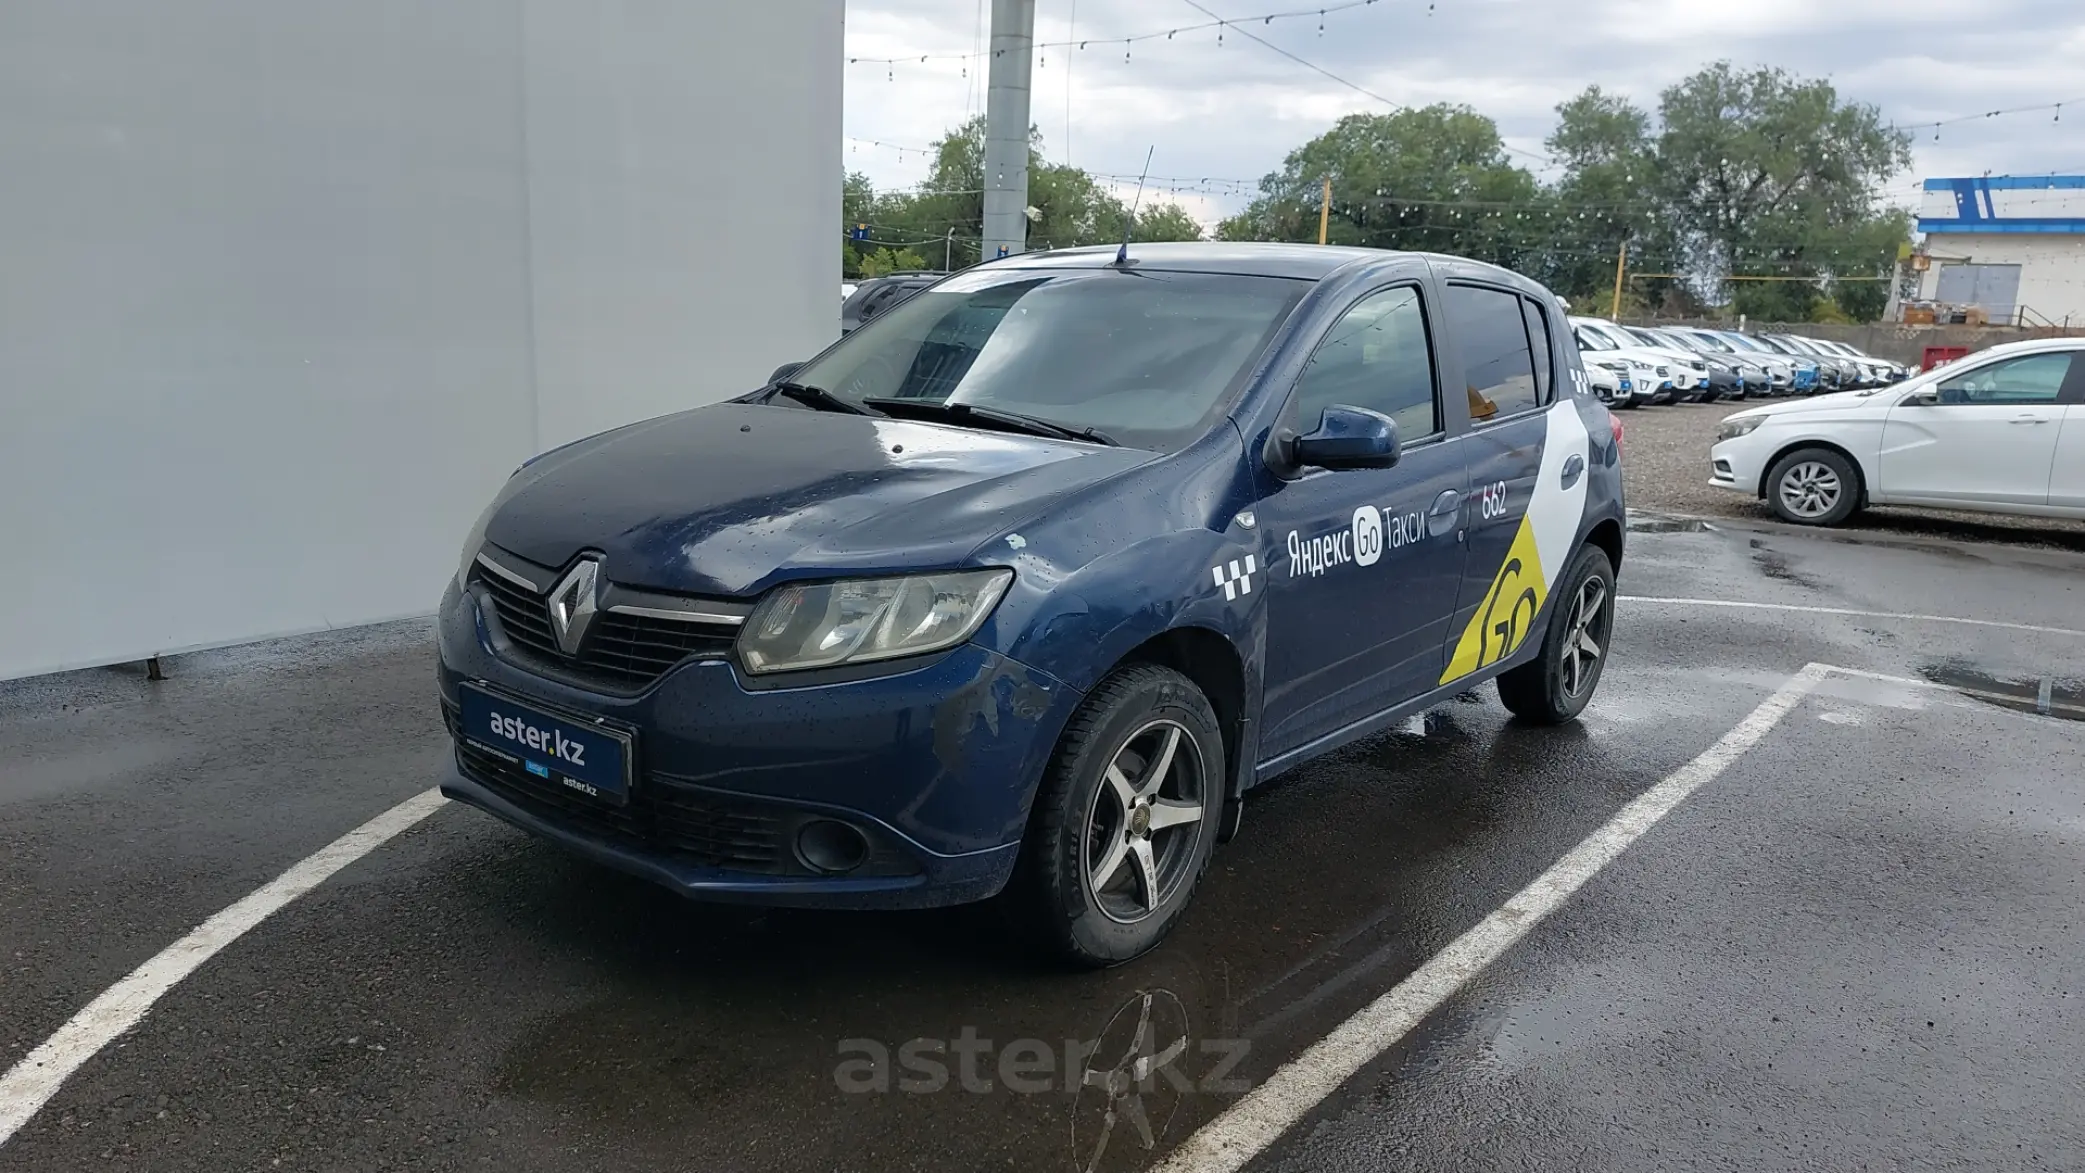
[473,563,737,691]
[446,705,785,872]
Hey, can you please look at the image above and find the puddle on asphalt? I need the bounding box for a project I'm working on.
[1626,513,1718,534]
[1747,538,1825,590]
[1920,661,2085,723]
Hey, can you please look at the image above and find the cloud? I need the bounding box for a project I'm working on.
[844,0,2085,219]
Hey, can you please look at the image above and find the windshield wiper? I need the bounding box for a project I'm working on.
[767,380,881,416]
[861,398,1119,446]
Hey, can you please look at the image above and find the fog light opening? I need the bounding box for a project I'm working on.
[795,819,871,874]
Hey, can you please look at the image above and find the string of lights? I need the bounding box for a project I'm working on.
[846,0,1390,67]
[1892,94,2080,139]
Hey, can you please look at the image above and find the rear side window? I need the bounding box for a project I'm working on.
[1447,285,1539,423]
[1520,298,1554,404]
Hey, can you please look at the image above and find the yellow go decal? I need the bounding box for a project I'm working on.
[1440,514,1547,685]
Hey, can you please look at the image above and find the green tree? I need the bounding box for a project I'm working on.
[1654,62,1911,318]
[1218,106,1541,268]
[856,246,931,278]
[859,118,1202,264]
[1542,87,1681,309]
[1128,201,1206,244]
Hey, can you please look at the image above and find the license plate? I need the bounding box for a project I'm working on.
[456,683,633,805]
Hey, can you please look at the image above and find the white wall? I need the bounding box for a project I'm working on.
[0,0,842,681]
[1916,235,2085,325]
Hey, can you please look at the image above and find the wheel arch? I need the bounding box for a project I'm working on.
[1755,437,1870,504]
[1583,516,1623,574]
[1114,625,1247,803]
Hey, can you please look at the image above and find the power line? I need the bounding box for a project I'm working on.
[1174,0,1553,167]
[1893,94,2082,139]
[846,0,1391,66]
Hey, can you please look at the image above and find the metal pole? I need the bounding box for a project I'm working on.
[1609,239,1628,320]
[982,0,1036,260]
[946,227,955,272]
[1317,177,1332,245]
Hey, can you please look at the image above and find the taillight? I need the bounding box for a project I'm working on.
[1609,414,1624,454]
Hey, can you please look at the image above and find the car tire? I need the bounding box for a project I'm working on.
[1613,394,1638,410]
[1008,663,1224,968]
[1765,447,1861,526]
[1497,544,1616,725]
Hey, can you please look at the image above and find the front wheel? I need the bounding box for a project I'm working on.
[1497,545,1616,724]
[1008,664,1224,967]
[1765,447,1861,526]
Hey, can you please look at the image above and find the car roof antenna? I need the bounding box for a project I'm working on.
[1113,146,1155,266]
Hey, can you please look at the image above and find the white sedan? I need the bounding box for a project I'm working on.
[1710,337,2085,526]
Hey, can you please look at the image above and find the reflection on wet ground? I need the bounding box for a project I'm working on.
[1920,660,2085,723]
[1625,513,1718,534]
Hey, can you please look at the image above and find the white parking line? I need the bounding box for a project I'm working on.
[0,789,447,1148]
[1155,662,1832,1173]
[1618,596,2085,639]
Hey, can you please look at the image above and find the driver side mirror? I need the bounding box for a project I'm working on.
[767,361,805,386]
[1901,389,1940,406]
[1282,405,1402,473]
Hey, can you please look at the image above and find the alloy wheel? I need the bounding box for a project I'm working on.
[1561,575,1608,698]
[1081,720,1206,924]
[1778,461,1842,518]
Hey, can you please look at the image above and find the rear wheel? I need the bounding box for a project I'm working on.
[1765,447,1861,526]
[1497,545,1615,724]
[1009,664,1224,967]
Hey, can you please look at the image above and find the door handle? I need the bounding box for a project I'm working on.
[2010,416,2049,425]
[1426,489,1461,539]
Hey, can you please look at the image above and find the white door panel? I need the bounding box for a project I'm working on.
[1879,351,2073,507]
[2052,407,2085,511]
[1879,405,2060,505]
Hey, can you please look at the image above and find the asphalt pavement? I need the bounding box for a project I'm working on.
[3,516,2081,1172]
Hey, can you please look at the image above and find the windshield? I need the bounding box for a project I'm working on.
[1573,320,1634,351]
[789,268,1308,451]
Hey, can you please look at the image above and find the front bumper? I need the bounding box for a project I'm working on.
[1708,435,1768,494]
[435,581,1081,909]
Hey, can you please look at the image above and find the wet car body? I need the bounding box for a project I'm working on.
[435,243,1626,959]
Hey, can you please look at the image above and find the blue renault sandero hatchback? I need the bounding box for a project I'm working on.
[437,243,1626,966]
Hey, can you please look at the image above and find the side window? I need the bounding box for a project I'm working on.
[1521,298,1554,404]
[1289,285,1441,440]
[1446,285,1540,423]
[1937,352,2074,404]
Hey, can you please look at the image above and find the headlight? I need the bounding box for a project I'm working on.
[738,569,1014,674]
[1718,417,1766,441]
[456,498,501,590]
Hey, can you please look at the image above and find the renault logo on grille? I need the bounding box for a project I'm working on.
[547,559,601,656]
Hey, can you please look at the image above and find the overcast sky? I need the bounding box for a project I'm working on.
[842,0,2085,226]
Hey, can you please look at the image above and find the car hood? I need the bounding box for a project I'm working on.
[1723,387,1885,421]
[483,402,1153,597]
[1582,347,1679,373]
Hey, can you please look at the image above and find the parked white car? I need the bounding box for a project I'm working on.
[1571,316,1706,398]
[1710,337,2085,525]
